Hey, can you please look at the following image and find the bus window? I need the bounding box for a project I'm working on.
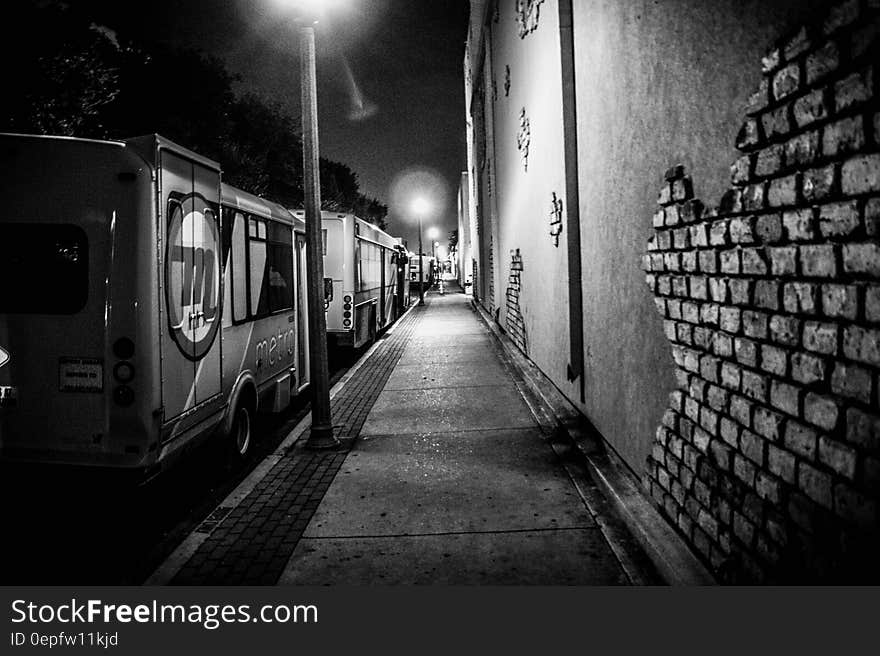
[249,219,267,316]
[266,222,294,312]
[358,240,381,292]
[0,223,89,314]
[248,216,294,317]
[231,211,247,323]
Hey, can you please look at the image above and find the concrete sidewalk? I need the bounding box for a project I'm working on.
[151,284,661,585]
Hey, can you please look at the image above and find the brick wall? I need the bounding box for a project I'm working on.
[642,0,879,582]
[506,248,528,354]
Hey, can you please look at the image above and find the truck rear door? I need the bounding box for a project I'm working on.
[159,148,222,422]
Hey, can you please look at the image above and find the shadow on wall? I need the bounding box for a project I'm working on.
[642,0,880,583]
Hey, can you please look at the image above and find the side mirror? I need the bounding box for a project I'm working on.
[323,277,334,303]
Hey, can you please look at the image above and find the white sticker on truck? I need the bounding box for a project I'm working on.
[58,357,103,392]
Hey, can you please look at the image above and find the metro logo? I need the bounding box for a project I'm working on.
[0,346,9,368]
[170,245,217,321]
[165,192,222,361]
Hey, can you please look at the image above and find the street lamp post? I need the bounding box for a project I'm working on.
[413,198,429,307]
[300,21,337,449]
[417,214,425,306]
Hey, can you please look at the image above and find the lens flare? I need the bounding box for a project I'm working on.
[342,57,378,121]
[389,167,450,225]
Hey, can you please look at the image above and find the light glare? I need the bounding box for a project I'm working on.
[275,0,346,21]
[390,166,450,226]
[412,197,430,215]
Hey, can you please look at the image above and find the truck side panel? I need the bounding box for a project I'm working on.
[157,148,222,424]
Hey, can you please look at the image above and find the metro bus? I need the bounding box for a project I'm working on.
[305,211,408,348]
[0,133,310,477]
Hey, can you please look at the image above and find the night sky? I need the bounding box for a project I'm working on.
[112,0,471,249]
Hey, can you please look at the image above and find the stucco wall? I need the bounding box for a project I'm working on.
[570,0,831,472]
[491,1,571,370]
[457,171,472,286]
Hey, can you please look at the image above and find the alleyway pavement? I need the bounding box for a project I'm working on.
[152,282,660,585]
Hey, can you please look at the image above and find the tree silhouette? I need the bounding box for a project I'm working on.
[2,0,389,226]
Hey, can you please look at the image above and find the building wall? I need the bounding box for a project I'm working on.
[642,2,880,582]
[457,171,473,288]
[569,0,832,474]
[464,6,481,303]
[464,0,877,581]
[489,1,571,364]
[466,0,830,473]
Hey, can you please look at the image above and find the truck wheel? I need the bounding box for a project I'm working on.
[227,401,252,463]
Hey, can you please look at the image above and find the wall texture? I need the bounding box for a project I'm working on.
[457,171,472,287]
[464,0,878,581]
[491,0,572,375]
[571,0,832,474]
[643,0,880,582]
[465,1,573,371]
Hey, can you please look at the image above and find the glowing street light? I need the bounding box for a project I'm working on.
[412,197,430,306]
[282,0,346,18]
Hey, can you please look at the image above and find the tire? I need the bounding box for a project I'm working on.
[227,401,252,463]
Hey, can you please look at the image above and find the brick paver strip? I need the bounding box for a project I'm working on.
[172,300,426,584]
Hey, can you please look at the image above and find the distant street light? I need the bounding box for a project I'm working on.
[412,197,430,306]
[289,1,337,450]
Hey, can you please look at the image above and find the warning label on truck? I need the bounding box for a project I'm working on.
[58,357,103,392]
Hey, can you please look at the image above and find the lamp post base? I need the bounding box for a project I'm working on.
[305,423,339,450]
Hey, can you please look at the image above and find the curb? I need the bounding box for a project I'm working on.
[471,299,716,586]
